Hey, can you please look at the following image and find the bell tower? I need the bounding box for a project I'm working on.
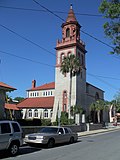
[52,5,87,122]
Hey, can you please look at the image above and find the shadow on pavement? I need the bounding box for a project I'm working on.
[0,146,41,159]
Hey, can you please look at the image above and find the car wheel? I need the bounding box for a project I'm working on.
[8,143,19,156]
[69,137,74,144]
[47,139,55,148]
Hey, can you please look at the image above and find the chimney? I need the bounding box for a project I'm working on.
[32,80,36,88]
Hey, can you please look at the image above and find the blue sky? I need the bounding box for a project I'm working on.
[0,0,119,101]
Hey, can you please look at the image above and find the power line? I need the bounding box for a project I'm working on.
[0,5,103,17]
[33,0,114,50]
[0,48,119,82]
[87,73,120,81]
[33,0,65,21]
[0,48,119,92]
[0,24,56,57]
[0,50,54,68]
[87,73,119,90]
[81,30,114,49]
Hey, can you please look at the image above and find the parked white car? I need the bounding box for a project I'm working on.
[0,120,23,156]
[24,126,78,148]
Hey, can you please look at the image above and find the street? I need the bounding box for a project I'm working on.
[1,129,120,160]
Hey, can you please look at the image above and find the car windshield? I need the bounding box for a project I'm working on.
[39,127,59,134]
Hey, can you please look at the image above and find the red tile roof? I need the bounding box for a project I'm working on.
[17,97,54,109]
[0,82,16,91]
[5,103,19,110]
[27,82,55,91]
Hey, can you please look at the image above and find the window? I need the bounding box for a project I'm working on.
[64,128,69,134]
[63,91,67,99]
[50,110,53,117]
[34,109,38,117]
[1,123,11,134]
[51,91,53,95]
[12,123,20,132]
[43,92,45,96]
[95,92,99,101]
[66,28,70,37]
[37,92,39,97]
[81,54,84,66]
[28,109,32,117]
[61,53,64,63]
[58,128,64,134]
[63,104,67,112]
[44,109,48,118]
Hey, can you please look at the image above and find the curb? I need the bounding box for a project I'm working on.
[78,126,120,137]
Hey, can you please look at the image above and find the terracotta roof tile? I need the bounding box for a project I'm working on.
[17,97,54,109]
[5,103,19,110]
[27,82,55,91]
[0,82,16,91]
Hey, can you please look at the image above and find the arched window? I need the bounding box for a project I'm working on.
[66,28,70,37]
[34,109,38,117]
[28,109,32,118]
[63,90,67,112]
[81,54,84,66]
[44,109,48,118]
[61,53,64,62]
[67,51,71,57]
[95,92,99,101]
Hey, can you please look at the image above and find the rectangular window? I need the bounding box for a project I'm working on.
[1,123,11,134]
[12,123,20,132]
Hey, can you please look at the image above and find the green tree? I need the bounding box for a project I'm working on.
[60,112,68,125]
[113,90,120,112]
[14,97,24,102]
[60,54,81,119]
[99,0,120,54]
[70,105,83,116]
[90,100,105,123]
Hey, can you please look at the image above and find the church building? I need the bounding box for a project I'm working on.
[17,5,104,122]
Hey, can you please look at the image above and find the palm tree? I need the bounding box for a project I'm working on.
[60,54,81,119]
[90,100,105,123]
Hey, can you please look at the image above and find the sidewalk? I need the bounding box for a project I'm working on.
[78,126,120,137]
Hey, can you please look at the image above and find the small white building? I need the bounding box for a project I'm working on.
[17,81,54,120]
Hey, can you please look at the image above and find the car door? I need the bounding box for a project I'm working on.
[63,128,71,142]
[11,122,21,139]
[0,122,12,150]
[55,128,64,143]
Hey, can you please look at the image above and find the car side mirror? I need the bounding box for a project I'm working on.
[58,132,61,135]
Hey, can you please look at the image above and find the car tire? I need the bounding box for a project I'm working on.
[8,143,19,156]
[69,137,74,144]
[47,139,55,148]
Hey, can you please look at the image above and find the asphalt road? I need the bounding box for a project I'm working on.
[1,129,120,160]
